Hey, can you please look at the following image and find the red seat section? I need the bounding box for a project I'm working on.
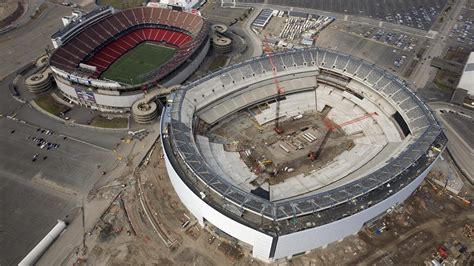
[49,7,206,81]
[85,27,192,75]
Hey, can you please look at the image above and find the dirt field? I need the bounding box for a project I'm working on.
[433,47,470,91]
[290,153,474,265]
[201,109,353,185]
[68,140,473,265]
[66,141,248,265]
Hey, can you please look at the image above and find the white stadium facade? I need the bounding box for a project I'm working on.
[161,48,447,262]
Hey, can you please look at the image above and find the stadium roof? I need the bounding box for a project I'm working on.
[457,52,474,97]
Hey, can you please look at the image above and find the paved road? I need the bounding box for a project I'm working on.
[233,2,434,38]
[37,121,162,266]
[240,5,263,57]
[231,1,467,90]
[0,171,77,265]
[429,102,474,184]
[0,115,118,265]
[410,0,467,89]
[230,1,438,68]
[0,43,132,266]
[0,3,71,79]
[0,71,127,151]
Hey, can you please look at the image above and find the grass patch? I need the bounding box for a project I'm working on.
[35,95,69,116]
[444,49,469,64]
[97,0,144,9]
[208,55,228,71]
[90,116,128,129]
[30,3,48,20]
[101,42,175,85]
[434,69,459,91]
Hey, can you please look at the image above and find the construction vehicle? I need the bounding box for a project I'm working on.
[308,112,378,161]
[257,159,273,171]
[438,245,448,259]
[128,129,145,136]
[438,177,449,196]
[432,146,442,153]
[454,194,471,205]
[305,151,314,161]
[464,224,473,239]
[263,35,285,134]
[426,179,439,192]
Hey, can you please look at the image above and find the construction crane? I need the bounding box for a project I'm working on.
[263,36,285,134]
[308,112,378,161]
[328,112,379,130]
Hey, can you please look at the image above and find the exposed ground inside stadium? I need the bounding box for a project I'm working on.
[197,108,354,187]
[101,42,176,85]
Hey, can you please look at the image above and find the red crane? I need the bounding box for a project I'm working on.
[308,112,378,161]
[263,36,285,134]
[323,112,378,130]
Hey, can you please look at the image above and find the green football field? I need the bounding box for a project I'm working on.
[101,42,176,85]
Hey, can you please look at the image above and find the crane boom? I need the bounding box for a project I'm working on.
[331,112,378,129]
[263,36,285,133]
[309,112,378,161]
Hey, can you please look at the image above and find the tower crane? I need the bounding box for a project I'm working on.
[308,112,378,161]
[263,36,285,134]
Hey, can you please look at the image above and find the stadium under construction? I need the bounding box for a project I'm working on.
[160,47,447,262]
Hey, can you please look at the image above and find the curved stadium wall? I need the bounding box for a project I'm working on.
[160,48,447,262]
[49,7,210,112]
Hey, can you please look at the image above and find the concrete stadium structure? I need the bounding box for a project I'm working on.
[211,24,233,54]
[161,48,447,262]
[25,55,53,93]
[49,6,210,112]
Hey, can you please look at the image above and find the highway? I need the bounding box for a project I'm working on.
[429,102,474,184]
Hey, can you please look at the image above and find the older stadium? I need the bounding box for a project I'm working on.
[49,6,210,113]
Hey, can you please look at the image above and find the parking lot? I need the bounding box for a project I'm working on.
[448,8,474,47]
[0,2,71,79]
[0,119,116,190]
[238,0,447,30]
[0,116,121,265]
[347,25,421,53]
[327,21,426,73]
[314,23,414,77]
[1,171,76,266]
[200,0,249,26]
